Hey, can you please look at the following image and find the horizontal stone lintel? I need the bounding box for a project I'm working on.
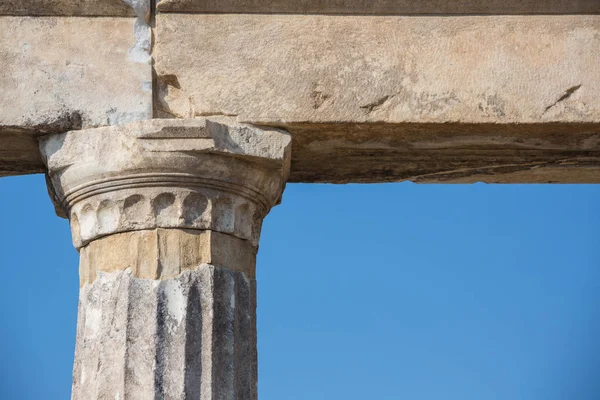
[281,122,600,184]
[0,0,148,17]
[2,121,599,183]
[155,15,600,125]
[150,14,600,183]
[1,14,599,183]
[2,0,599,17]
[156,0,600,15]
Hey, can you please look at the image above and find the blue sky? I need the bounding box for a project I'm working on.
[1,174,599,399]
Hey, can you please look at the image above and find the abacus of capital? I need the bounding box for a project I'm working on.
[1,0,599,398]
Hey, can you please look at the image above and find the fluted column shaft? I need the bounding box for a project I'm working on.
[73,231,257,399]
[41,119,291,400]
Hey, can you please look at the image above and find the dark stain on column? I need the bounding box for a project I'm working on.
[212,267,237,399]
[184,281,203,398]
[154,283,168,399]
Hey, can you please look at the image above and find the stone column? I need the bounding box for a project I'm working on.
[40,119,291,400]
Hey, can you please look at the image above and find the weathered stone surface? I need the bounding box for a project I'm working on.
[0,0,147,17]
[6,0,598,17]
[8,122,600,183]
[40,119,285,400]
[2,14,599,183]
[1,16,152,128]
[285,122,600,183]
[153,14,600,183]
[74,265,257,400]
[0,128,44,175]
[0,16,152,176]
[80,229,257,286]
[41,118,292,246]
[156,0,600,15]
[155,15,599,125]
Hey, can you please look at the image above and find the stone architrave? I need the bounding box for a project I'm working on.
[40,118,291,399]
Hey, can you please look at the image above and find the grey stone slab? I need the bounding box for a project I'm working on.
[73,266,257,400]
[0,0,149,17]
[156,0,600,15]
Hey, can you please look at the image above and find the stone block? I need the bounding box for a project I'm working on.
[154,14,600,182]
[0,16,152,175]
[1,13,599,183]
[155,14,599,125]
[156,0,600,15]
[0,0,148,17]
[79,229,258,286]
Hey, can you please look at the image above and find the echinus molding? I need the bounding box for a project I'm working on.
[40,118,292,248]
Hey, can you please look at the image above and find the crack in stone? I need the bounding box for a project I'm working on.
[360,90,404,114]
[360,95,392,114]
[410,157,591,183]
[194,112,239,117]
[544,85,582,113]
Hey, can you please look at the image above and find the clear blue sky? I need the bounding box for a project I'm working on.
[1,174,599,399]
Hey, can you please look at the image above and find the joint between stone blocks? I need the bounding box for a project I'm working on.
[79,228,258,286]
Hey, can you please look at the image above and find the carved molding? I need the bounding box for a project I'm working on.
[40,118,292,248]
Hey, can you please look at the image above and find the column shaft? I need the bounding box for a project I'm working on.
[73,257,256,399]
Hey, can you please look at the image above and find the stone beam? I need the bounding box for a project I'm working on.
[0,15,152,176]
[4,0,598,17]
[1,13,599,183]
[154,14,600,183]
[40,118,291,399]
[156,0,600,15]
[155,15,599,126]
[0,0,148,17]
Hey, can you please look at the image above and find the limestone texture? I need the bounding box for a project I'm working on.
[40,119,289,400]
[0,16,152,175]
[73,265,257,400]
[41,118,292,246]
[285,122,600,183]
[155,15,599,125]
[79,229,257,286]
[154,14,600,183]
[0,0,147,16]
[156,0,600,15]
[2,13,599,183]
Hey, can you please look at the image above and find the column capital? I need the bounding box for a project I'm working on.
[40,118,292,249]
